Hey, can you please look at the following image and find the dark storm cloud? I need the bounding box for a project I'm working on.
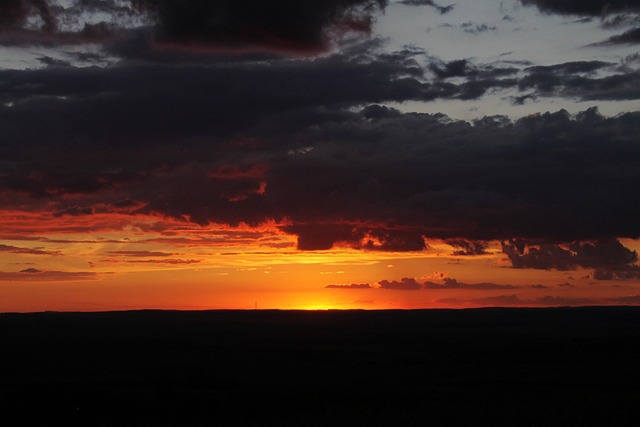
[502,239,640,279]
[279,224,360,251]
[0,0,387,51]
[280,224,426,251]
[425,58,523,100]
[428,58,517,80]
[519,66,640,101]
[445,240,489,256]
[510,93,537,105]
[0,1,131,47]
[593,27,640,45]
[3,52,634,195]
[519,0,640,16]
[516,60,640,101]
[36,55,71,67]
[0,0,55,31]
[271,106,640,247]
[526,61,612,75]
[3,70,640,250]
[68,0,136,14]
[429,59,471,78]
[1,12,640,253]
[0,50,429,153]
[136,0,387,51]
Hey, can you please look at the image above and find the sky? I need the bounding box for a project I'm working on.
[1,0,640,311]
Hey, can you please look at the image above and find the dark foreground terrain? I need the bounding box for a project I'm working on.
[1,307,639,426]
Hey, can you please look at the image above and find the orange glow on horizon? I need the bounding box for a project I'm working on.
[0,207,639,312]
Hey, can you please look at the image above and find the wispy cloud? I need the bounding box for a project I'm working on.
[0,269,100,282]
[0,244,59,256]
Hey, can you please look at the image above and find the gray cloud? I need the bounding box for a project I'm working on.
[461,22,497,34]
[593,27,640,45]
[517,61,640,101]
[0,0,55,32]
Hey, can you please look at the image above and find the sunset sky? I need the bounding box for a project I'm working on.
[1,0,640,311]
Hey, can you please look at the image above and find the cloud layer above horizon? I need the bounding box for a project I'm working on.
[1,0,640,276]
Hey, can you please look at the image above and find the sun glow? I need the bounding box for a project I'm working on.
[297,304,338,310]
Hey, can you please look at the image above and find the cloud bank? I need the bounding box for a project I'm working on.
[0,1,639,260]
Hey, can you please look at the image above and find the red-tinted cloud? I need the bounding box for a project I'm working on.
[107,250,176,257]
[102,258,201,265]
[0,269,99,282]
[0,244,59,256]
[378,277,422,290]
[374,276,520,291]
[208,163,269,179]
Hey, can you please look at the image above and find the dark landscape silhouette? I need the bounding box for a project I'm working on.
[1,307,639,426]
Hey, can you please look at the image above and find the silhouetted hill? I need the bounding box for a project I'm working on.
[1,307,639,425]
